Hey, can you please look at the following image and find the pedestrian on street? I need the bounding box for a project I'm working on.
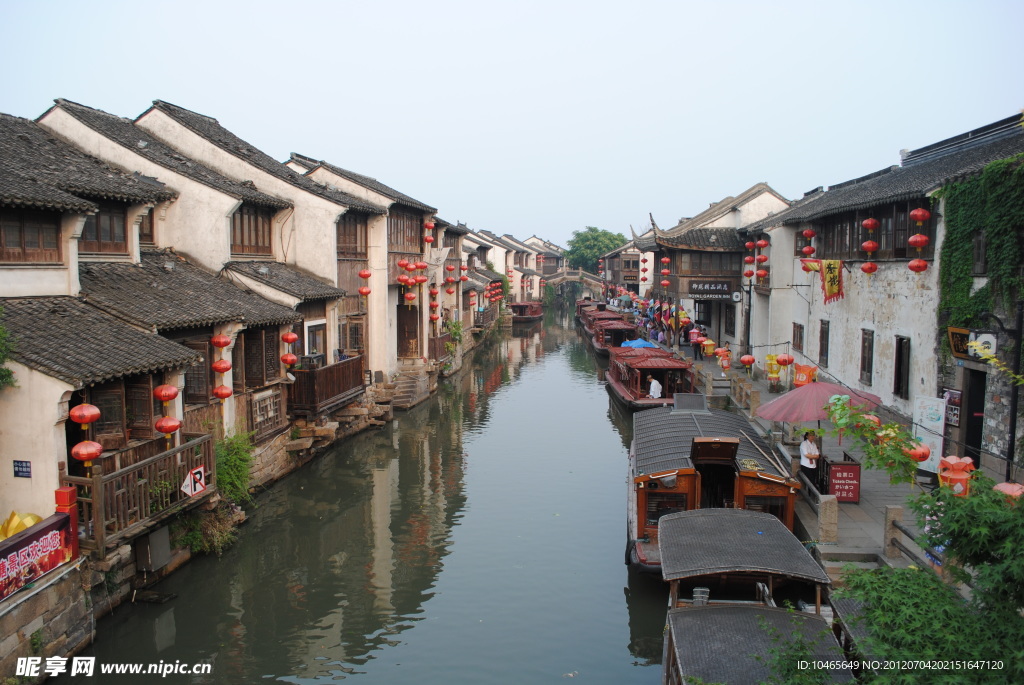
[689,324,703,360]
[799,432,820,490]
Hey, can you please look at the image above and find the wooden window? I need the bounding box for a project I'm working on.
[793,323,804,352]
[125,376,156,439]
[241,327,281,389]
[336,211,368,257]
[387,208,422,253]
[894,335,911,399]
[860,329,874,385]
[724,303,736,336]
[819,320,830,368]
[183,340,212,404]
[340,318,365,354]
[90,383,126,450]
[693,301,710,325]
[251,386,286,441]
[81,202,127,254]
[231,204,273,256]
[231,342,245,393]
[973,230,987,275]
[0,208,61,263]
[139,211,155,245]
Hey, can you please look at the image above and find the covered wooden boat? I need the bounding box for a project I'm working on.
[509,300,544,323]
[606,348,692,409]
[659,509,850,684]
[580,307,623,337]
[626,401,800,573]
[574,297,598,323]
[592,319,636,355]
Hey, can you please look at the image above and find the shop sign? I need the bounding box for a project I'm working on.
[947,327,998,360]
[688,280,733,300]
[0,513,75,601]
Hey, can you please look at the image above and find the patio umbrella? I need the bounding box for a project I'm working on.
[755,381,881,423]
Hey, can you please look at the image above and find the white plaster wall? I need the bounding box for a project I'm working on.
[136,110,342,285]
[0,364,75,515]
[305,167,394,209]
[364,215,391,377]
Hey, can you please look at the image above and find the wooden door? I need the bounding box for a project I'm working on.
[397,302,419,358]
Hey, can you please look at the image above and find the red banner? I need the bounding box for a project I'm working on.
[0,513,75,601]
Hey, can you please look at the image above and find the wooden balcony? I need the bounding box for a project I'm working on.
[429,331,453,362]
[287,355,365,416]
[60,432,216,559]
[474,306,498,328]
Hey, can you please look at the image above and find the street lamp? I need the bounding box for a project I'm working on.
[981,299,1024,481]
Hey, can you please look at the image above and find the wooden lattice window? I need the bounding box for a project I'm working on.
[139,211,155,245]
[81,202,127,254]
[231,204,273,256]
[819,320,830,368]
[860,329,874,385]
[387,208,422,253]
[183,340,212,404]
[337,211,368,257]
[125,376,156,439]
[251,386,286,441]
[244,329,265,387]
[0,208,61,263]
[793,323,804,352]
[90,383,126,450]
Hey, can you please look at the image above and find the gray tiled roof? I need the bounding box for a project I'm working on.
[667,606,851,684]
[658,509,830,583]
[475,268,505,282]
[145,101,386,215]
[742,189,826,234]
[1,297,201,387]
[632,407,785,478]
[224,261,345,300]
[0,112,177,212]
[658,226,745,251]
[442,219,469,236]
[80,249,301,330]
[288,152,436,213]
[477,230,522,252]
[51,100,291,210]
[785,121,1024,223]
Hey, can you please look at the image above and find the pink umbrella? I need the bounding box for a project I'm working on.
[756,381,881,423]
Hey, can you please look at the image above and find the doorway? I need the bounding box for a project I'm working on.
[397,301,419,358]
[963,369,987,467]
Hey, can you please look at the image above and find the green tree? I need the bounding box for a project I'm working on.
[0,307,16,390]
[564,226,627,273]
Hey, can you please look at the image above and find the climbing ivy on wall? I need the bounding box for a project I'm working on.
[938,153,1024,327]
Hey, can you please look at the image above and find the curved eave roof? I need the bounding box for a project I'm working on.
[225,261,345,300]
[1,297,201,387]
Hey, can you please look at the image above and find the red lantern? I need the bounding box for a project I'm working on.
[415,275,429,284]
[416,261,428,270]
[861,262,878,274]
[460,275,468,281]
[641,258,648,263]
[281,353,298,366]
[358,286,371,296]
[69,403,101,426]
[660,269,670,276]
[460,264,469,271]
[743,269,755,278]
[211,359,232,374]
[153,385,179,403]
[71,440,104,462]
[904,443,930,463]
[696,336,707,345]
[776,354,794,366]
[908,259,928,273]
[213,385,233,400]
[282,331,299,344]
[358,269,372,280]
[756,239,769,249]
[404,292,417,303]
[424,221,435,231]
[802,229,816,239]
[740,354,755,367]
[744,256,755,265]
[660,280,671,288]
[442,265,454,274]
[429,301,440,309]
[155,416,182,435]
[446,287,455,295]
[744,241,755,250]
[397,274,410,285]
[909,208,931,226]
[397,259,409,269]
[660,257,670,265]
[211,334,231,348]
[680,317,692,327]
[908,234,930,250]
[424,235,435,244]
[756,269,768,279]
[801,245,815,256]
[429,287,439,296]
[755,254,768,264]
[641,277,647,282]
[862,240,879,254]
[430,313,440,321]
[862,218,879,232]
[405,262,417,272]
[939,456,974,497]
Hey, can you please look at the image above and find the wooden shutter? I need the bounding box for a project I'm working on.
[183,341,211,404]
[244,329,265,387]
[232,339,246,393]
[125,376,156,439]
[90,383,126,450]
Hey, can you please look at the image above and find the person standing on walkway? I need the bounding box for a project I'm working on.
[799,432,820,490]
[718,341,732,378]
[689,324,703,360]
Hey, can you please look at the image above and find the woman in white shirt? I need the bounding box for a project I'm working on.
[799,432,820,490]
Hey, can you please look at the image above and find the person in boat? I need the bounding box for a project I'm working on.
[646,374,662,399]
[799,432,821,489]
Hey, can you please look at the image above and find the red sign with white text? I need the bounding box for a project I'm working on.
[0,513,75,600]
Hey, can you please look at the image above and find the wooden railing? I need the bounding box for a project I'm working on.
[60,432,215,559]
[287,355,365,415]
[474,306,498,328]
[429,331,453,362]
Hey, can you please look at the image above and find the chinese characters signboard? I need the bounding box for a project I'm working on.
[828,461,861,502]
[687,280,734,300]
[0,513,75,601]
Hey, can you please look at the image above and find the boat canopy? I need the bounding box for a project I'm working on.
[621,338,657,348]
[657,509,830,584]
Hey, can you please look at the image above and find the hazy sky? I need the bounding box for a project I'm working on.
[2,0,1021,247]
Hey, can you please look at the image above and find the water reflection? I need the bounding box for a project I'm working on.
[59,314,667,684]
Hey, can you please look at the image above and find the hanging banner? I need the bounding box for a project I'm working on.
[799,259,845,303]
[913,396,946,474]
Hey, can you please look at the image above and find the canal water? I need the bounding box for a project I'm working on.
[60,310,669,684]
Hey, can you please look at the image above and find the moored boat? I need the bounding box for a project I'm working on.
[580,307,623,337]
[509,300,544,322]
[606,347,692,408]
[592,319,636,355]
[626,400,801,573]
[658,509,851,684]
